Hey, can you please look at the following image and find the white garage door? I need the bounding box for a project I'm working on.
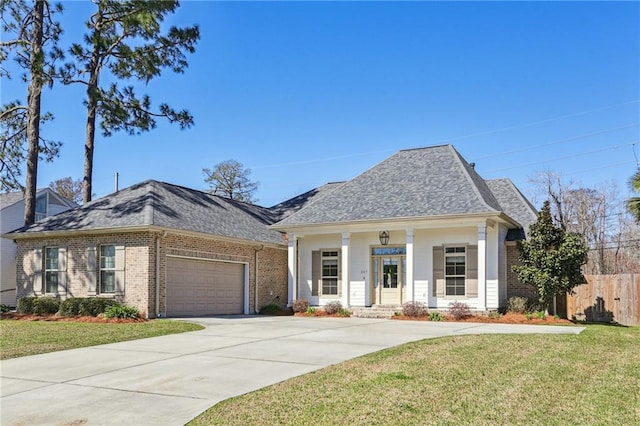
[166,257,244,316]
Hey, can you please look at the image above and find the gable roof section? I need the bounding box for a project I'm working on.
[275,145,504,227]
[486,178,538,240]
[8,180,285,246]
[1,188,77,212]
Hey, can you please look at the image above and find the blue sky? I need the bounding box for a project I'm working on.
[3,1,639,207]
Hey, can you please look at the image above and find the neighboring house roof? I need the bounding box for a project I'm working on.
[270,181,345,221]
[274,145,509,227]
[0,191,25,210]
[7,180,286,246]
[486,178,538,240]
[0,188,77,211]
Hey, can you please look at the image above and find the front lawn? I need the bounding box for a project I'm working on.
[0,320,203,359]
[190,325,640,425]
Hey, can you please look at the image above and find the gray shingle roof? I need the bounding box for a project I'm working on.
[9,180,286,246]
[270,182,345,221]
[275,145,506,226]
[486,178,538,240]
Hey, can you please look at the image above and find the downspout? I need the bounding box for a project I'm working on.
[254,245,264,313]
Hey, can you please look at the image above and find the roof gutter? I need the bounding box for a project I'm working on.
[271,211,521,232]
[3,224,288,249]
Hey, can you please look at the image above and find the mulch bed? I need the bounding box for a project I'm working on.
[392,312,573,325]
[0,312,147,323]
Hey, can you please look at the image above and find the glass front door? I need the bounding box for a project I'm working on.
[373,256,404,305]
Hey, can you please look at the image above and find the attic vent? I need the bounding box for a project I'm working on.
[470,162,476,169]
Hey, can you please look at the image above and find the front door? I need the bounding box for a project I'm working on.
[373,256,404,305]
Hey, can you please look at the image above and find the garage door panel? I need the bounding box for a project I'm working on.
[166,257,244,316]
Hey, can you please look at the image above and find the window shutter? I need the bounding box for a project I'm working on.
[337,249,342,297]
[33,248,43,294]
[466,245,478,298]
[87,246,97,295]
[58,247,67,295]
[433,246,444,297]
[311,251,320,296]
[114,245,125,295]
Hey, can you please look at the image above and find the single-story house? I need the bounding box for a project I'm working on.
[1,188,76,307]
[271,144,538,311]
[6,181,292,318]
[5,144,537,316]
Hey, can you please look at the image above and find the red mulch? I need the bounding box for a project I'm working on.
[294,311,347,318]
[392,312,573,325]
[0,312,147,323]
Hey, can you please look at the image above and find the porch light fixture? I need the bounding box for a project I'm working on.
[379,231,390,246]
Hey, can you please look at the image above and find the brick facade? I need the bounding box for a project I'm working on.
[506,243,537,300]
[15,230,287,318]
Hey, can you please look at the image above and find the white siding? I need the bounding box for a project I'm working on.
[296,225,505,311]
[0,203,23,306]
[0,192,75,307]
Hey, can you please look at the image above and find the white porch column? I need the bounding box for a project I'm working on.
[287,234,297,306]
[341,232,350,307]
[477,225,487,311]
[405,229,414,302]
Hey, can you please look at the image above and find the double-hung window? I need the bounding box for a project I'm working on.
[321,251,339,296]
[445,247,465,296]
[44,247,59,293]
[100,245,116,294]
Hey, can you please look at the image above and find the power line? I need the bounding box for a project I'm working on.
[251,100,639,170]
[476,123,639,161]
[487,141,637,174]
[430,99,639,146]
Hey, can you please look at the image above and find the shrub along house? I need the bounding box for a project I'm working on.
[271,145,537,311]
[5,145,537,316]
[6,181,289,318]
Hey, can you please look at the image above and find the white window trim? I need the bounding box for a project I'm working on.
[44,246,59,294]
[444,245,466,298]
[320,249,339,297]
[99,244,116,295]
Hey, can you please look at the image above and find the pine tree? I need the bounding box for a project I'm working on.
[0,0,63,225]
[60,0,199,203]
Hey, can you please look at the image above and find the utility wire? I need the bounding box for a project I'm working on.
[476,123,639,161]
[487,142,637,174]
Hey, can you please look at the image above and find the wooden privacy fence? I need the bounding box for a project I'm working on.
[563,274,640,326]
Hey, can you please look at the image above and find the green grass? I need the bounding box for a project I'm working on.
[0,320,203,359]
[190,325,640,426]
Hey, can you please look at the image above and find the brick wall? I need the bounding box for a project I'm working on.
[156,233,287,316]
[16,232,153,316]
[16,231,288,318]
[506,243,537,300]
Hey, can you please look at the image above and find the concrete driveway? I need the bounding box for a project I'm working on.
[0,316,583,426]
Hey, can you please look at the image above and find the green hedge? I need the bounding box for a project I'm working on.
[59,297,117,316]
[18,297,60,315]
[18,297,118,317]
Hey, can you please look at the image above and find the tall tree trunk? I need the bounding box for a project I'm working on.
[83,88,97,204]
[24,0,45,226]
[82,10,103,204]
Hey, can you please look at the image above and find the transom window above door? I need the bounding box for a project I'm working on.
[372,246,406,256]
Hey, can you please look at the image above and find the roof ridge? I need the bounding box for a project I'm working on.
[447,146,500,212]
